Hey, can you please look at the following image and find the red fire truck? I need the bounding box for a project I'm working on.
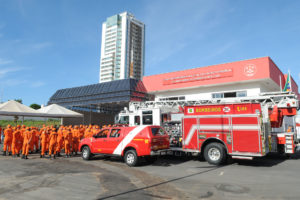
[117,92,299,165]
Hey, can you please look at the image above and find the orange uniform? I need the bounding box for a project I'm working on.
[3,125,13,156]
[56,127,64,156]
[72,126,80,155]
[22,128,33,159]
[40,129,48,158]
[30,128,39,153]
[63,128,72,157]
[12,127,21,156]
[79,125,85,140]
[48,129,58,158]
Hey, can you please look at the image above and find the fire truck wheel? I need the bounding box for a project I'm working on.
[82,146,92,160]
[204,143,226,165]
[124,150,138,167]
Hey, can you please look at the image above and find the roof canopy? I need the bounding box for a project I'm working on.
[38,104,83,118]
[0,100,43,117]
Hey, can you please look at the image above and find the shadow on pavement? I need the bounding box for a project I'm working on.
[97,164,227,200]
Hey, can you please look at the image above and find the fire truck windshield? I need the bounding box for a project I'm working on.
[118,116,129,124]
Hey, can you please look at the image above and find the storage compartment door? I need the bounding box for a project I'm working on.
[232,116,261,153]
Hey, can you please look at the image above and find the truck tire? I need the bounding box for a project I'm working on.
[124,150,138,167]
[204,143,227,165]
[82,146,92,161]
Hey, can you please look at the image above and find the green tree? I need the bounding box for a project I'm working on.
[30,103,41,110]
[14,99,23,104]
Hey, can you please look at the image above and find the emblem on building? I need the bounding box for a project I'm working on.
[244,64,257,77]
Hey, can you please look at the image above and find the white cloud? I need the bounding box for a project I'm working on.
[2,79,27,87]
[0,58,13,65]
[0,67,25,78]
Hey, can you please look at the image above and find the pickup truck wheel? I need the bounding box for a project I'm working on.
[124,150,138,167]
[204,143,226,165]
[82,146,92,160]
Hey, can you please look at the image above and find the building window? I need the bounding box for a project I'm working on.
[212,93,224,99]
[159,96,185,101]
[212,91,247,99]
[237,91,247,97]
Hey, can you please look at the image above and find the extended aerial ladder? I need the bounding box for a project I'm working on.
[128,91,299,112]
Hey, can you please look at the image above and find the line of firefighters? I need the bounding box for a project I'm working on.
[0,124,108,159]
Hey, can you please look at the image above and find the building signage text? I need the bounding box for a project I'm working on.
[163,68,233,85]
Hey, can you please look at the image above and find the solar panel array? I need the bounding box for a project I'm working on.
[48,79,149,108]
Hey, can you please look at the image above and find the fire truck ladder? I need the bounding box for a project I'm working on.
[129,92,298,111]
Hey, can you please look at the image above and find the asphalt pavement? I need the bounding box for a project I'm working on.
[0,143,300,200]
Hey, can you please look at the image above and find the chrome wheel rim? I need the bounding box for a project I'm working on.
[83,148,88,158]
[208,147,221,161]
[126,153,135,164]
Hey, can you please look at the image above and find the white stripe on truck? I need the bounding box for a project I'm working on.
[184,124,261,146]
[113,125,148,155]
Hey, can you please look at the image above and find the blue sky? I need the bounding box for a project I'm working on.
[0,0,300,106]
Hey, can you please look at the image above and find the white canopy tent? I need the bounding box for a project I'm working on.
[0,101,83,125]
[0,100,44,117]
[38,104,83,118]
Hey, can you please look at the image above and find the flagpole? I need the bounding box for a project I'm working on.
[279,75,282,92]
[289,70,292,93]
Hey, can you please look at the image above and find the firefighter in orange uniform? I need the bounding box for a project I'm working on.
[3,125,13,156]
[72,125,80,155]
[48,128,58,159]
[30,127,39,153]
[22,127,32,159]
[63,127,72,157]
[12,125,21,157]
[56,126,64,157]
[79,125,85,140]
[40,127,49,158]
[84,125,92,138]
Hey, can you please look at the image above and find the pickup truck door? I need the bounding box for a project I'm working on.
[91,129,110,154]
[107,128,123,154]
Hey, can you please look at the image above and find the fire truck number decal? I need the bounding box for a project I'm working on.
[184,124,260,146]
[113,125,148,155]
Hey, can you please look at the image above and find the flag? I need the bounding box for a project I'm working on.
[283,72,291,92]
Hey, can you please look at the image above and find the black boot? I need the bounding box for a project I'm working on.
[8,152,12,156]
[2,151,6,156]
[21,154,25,159]
[40,154,42,158]
[49,155,52,159]
[53,155,56,159]
[17,153,20,157]
[25,155,28,159]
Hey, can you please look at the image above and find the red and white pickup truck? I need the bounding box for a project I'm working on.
[79,125,169,166]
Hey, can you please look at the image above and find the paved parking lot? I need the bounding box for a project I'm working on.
[0,144,300,200]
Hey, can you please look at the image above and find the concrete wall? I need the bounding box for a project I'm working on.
[62,110,115,126]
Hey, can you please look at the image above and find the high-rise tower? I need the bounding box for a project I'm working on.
[99,12,145,83]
